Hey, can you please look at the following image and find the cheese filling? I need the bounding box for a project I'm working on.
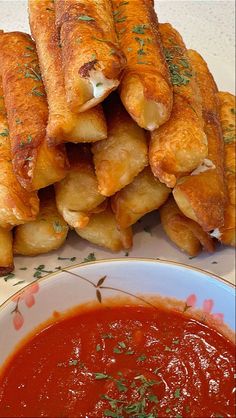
[191,159,216,176]
[210,228,222,239]
[89,70,117,99]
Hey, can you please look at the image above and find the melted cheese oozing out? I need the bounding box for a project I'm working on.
[210,228,222,239]
[191,159,216,176]
[89,70,116,99]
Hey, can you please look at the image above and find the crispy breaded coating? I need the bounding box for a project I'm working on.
[0,228,14,277]
[160,196,215,257]
[92,95,148,196]
[29,0,107,145]
[75,205,133,252]
[0,79,39,228]
[0,31,68,191]
[149,24,207,187]
[55,145,106,229]
[13,188,69,256]
[111,166,171,228]
[216,92,235,246]
[55,0,125,112]
[112,0,173,130]
[173,50,226,232]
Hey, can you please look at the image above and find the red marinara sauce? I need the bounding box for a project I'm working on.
[0,305,235,417]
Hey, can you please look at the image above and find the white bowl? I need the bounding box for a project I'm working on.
[0,258,235,368]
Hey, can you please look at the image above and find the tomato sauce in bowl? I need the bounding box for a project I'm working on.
[0,304,235,417]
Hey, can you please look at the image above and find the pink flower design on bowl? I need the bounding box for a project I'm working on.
[185,293,224,324]
[11,282,40,331]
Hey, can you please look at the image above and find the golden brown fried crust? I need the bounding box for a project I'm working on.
[0,80,39,227]
[0,228,14,277]
[111,166,171,228]
[149,25,207,187]
[55,144,106,229]
[55,0,125,111]
[13,187,69,256]
[92,95,148,196]
[217,92,236,246]
[150,94,208,188]
[160,196,215,257]
[29,0,107,145]
[173,50,226,232]
[112,0,173,130]
[0,31,68,191]
[75,204,133,252]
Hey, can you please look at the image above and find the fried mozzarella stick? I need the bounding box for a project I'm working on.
[0,31,67,191]
[149,24,207,188]
[173,50,226,232]
[112,0,173,130]
[0,81,39,228]
[0,228,14,276]
[55,145,107,229]
[55,0,125,112]
[213,92,235,246]
[92,95,148,196]
[112,167,171,228]
[14,188,69,256]
[160,197,215,257]
[29,0,107,146]
[75,205,132,252]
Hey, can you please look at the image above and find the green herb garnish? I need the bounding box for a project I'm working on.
[68,359,78,366]
[137,354,147,361]
[82,253,96,263]
[0,128,9,137]
[57,256,76,261]
[132,24,149,34]
[31,87,45,97]
[3,273,15,282]
[13,280,25,286]
[77,15,95,21]
[53,221,63,233]
[164,41,192,87]
[114,16,127,23]
[174,388,181,398]
[94,373,110,380]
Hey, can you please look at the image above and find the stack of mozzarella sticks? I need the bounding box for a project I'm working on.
[0,0,235,275]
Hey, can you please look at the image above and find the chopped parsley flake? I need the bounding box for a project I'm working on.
[164,41,192,87]
[137,354,147,361]
[94,373,110,380]
[13,280,25,286]
[113,347,122,354]
[174,388,181,398]
[114,16,127,23]
[102,333,114,339]
[132,24,149,34]
[0,128,9,137]
[31,87,45,97]
[3,273,15,282]
[68,359,78,366]
[77,15,95,21]
[53,221,63,233]
[82,253,96,263]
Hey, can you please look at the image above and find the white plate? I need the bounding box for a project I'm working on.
[0,0,235,305]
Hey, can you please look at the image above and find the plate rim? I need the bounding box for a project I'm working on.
[0,257,235,312]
